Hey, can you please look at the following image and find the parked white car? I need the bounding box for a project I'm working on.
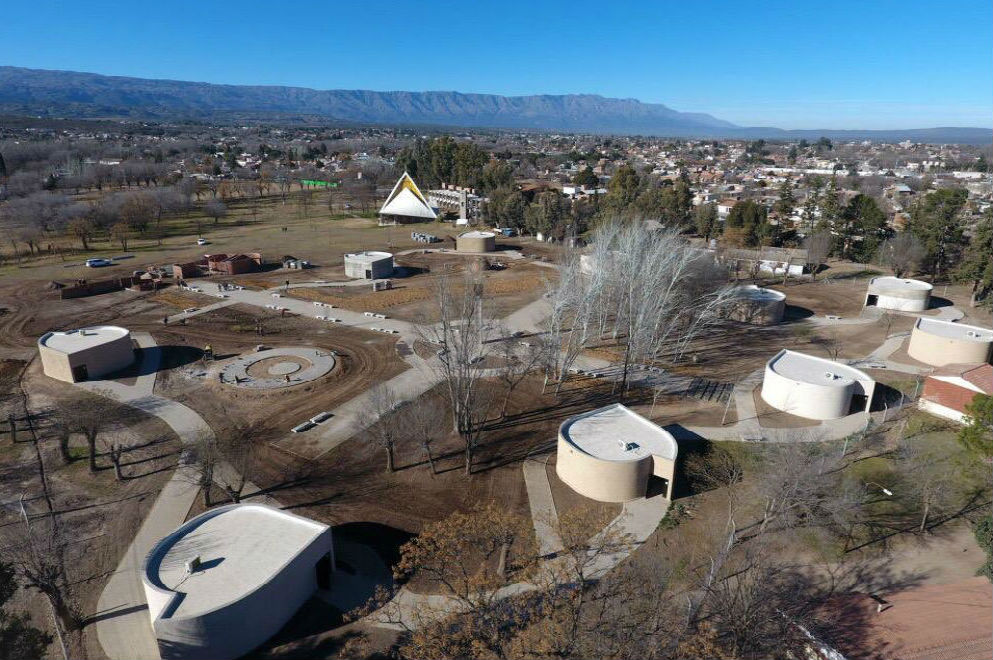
[196,238,209,246]
[85,258,112,267]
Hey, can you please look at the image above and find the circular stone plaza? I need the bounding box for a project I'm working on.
[218,347,336,389]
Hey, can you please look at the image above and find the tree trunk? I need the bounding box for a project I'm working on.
[424,445,436,475]
[42,585,80,632]
[497,542,509,578]
[87,434,98,472]
[386,445,395,473]
[919,500,930,534]
[58,432,71,464]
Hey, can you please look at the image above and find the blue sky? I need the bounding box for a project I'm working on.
[2,0,990,129]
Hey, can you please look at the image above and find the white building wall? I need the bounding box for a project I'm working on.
[761,365,872,420]
[918,399,969,424]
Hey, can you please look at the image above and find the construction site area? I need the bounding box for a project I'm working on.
[1,181,990,660]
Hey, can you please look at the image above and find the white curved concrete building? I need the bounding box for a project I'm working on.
[142,504,333,660]
[761,349,876,420]
[864,276,932,312]
[907,318,993,367]
[38,325,134,383]
[344,250,394,279]
[456,230,496,253]
[556,403,677,502]
[727,285,786,325]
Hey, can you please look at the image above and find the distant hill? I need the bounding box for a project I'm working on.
[0,66,989,143]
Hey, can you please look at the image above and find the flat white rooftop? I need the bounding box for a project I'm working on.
[459,230,495,239]
[915,318,993,341]
[768,349,871,387]
[868,276,933,292]
[344,250,393,264]
[38,326,129,354]
[147,505,327,619]
[733,285,786,301]
[561,403,677,461]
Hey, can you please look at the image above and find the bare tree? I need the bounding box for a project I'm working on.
[182,431,220,507]
[60,390,118,472]
[548,222,734,393]
[876,232,926,278]
[494,332,545,416]
[401,393,445,475]
[214,431,259,504]
[803,230,832,280]
[363,384,403,473]
[204,199,227,225]
[418,269,493,474]
[103,433,129,481]
[3,514,81,633]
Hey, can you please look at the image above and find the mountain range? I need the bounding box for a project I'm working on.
[0,66,989,143]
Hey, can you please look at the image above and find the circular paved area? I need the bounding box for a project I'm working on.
[219,347,335,389]
[264,361,302,376]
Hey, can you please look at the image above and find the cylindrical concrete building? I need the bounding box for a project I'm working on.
[864,276,932,312]
[38,326,134,383]
[907,318,993,366]
[142,503,334,660]
[556,403,677,502]
[456,230,496,253]
[343,251,394,279]
[761,349,876,420]
[727,285,786,325]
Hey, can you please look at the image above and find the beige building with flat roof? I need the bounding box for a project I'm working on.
[907,318,993,367]
[37,325,134,383]
[727,285,786,325]
[456,230,496,253]
[556,403,677,502]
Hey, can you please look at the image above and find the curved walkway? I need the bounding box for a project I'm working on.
[218,347,336,389]
[86,334,272,660]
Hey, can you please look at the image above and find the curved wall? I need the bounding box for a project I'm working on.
[142,505,333,660]
[728,297,785,325]
[456,233,496,253]
[760,364,856,420]
[556,435,651,503]
[907,327,993,366]
[865,278,932,312]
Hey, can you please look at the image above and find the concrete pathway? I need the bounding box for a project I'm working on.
[163,298,237,323]
[84,334,274,660]
[271,352,444,459]
[522,456,563,557]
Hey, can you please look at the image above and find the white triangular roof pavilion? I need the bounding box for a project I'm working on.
[379,172,437,220]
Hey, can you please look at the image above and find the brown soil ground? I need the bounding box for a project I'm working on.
[286,257,554,323]
[1,360,182,660]
[150,304,408,449]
